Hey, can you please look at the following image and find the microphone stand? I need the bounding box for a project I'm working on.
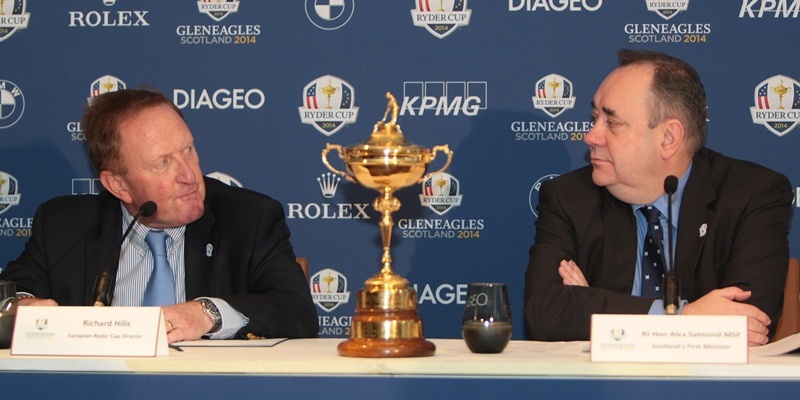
[93,201,156,306]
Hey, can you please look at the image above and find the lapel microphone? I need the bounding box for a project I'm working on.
[662,176,680,315]
[93,201,157,306]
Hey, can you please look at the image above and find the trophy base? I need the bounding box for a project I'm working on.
[338,337,436,358]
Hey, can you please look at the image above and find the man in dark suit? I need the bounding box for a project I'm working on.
[524,50,792,346]
[1,89,318,342]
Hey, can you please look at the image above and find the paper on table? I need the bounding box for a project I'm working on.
[749,332,800,357]
[172,338,289,348]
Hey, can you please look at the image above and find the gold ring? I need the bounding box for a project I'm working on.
[166,320,174,333]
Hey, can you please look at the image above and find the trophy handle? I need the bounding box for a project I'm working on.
[322,143,356,183]
[419,145,453,183]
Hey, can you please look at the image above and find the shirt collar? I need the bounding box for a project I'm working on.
[631,162,693,229]
[121,204,186,249]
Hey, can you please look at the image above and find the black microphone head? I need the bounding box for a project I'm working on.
[664,175,678,195]
[139,201,157,217]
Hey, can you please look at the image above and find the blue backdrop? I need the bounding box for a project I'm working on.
[1,1,798,340]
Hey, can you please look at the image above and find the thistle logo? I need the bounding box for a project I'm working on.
[0,0,30,42]
[0,172,22,215]
[198,0,240,22]
[299,75,359,136]
[646,0,689,20]
[0,80,25,129]
[88,75,126,104]
[400,81,486,116]
[529,174,559,217]
[318,172,341,198]
[420,173,462,215]
[533,74,576,118]
[310,268,351,312]
[206,172,243,188]
[411,0,471,39]
[750,75,800,137]
[306,0,354,30]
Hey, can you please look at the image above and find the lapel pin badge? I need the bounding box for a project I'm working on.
[699,223,707,238]
[206,243,213,257]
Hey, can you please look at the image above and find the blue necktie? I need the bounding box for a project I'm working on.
[142,230,176,306]
[640,206,666,298]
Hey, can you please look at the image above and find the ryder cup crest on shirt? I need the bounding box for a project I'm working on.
[197,0,239,22]
[419,172,462,216]
[411,0,472,39]
[750,75,800,137]
[646,0,689,20]
[0,0,30,42]
[533,74,576,118]
[310,268,351,312]
[0,80,25,129]
[305,0,355,30]
[299,75,359,136]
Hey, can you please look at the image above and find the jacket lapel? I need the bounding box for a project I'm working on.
[675,152,715,298]
[599,190,638,292]
[184,205,216,300]
[83,193,123,306]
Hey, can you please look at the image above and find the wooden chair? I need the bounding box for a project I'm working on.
[296,257,309,278]
[773,258,800,342]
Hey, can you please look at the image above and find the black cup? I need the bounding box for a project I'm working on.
[461,283,511,353]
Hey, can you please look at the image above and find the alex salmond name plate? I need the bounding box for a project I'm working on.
[11,306,169,357]
[590,315,747,363]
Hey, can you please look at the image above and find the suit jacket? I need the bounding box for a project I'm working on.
[1,177,318,339]
[524,148,792,341]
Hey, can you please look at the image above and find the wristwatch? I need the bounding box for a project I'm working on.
[196,298,222,334]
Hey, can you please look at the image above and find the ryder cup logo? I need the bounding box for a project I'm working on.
[533,74,576,118]
[310,268,351,312]
[420,173,462,215]
[529,174,559,217]
[411,0,472,39]
[750,75,800,137]
[305,0,354,30]
[0,172,22,215]
[88,75,126,104]
[299,75,359,136]
[0,80,25,129]
[0,0,30,42]
[646,0,689,20]
[197,0,239,22]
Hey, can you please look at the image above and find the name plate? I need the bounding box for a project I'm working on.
[590,314,747,363]
[11,306,168,357]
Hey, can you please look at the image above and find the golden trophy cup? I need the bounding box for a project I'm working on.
[322,92,453,357]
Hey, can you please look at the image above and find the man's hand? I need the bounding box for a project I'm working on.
[558,259,589,287]
[162,301,213,344]
[682,287,771,347]
[18,298,58,307]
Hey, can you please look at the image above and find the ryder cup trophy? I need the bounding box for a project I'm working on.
[322,92,453,357]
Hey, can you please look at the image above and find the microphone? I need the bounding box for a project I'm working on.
[92,201,157,306]
[662,176,679,315]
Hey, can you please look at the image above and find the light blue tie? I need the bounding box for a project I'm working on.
[142,230,176,306]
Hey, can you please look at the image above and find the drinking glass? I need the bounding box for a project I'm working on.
[461,282,512,353]
[0,280,18,349]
